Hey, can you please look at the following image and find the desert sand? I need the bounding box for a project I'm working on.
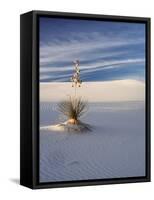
[39,80,145,182]
[40,79,145,102]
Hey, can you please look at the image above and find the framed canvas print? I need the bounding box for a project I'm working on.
[20,10,151,189]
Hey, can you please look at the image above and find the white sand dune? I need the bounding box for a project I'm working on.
[40,121,91,132]
[40,80,145,102]
[40,124,65,131]
[40,80,145,182]
[40,101,145,182]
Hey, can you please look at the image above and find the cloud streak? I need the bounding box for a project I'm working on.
[40,35,144,65]
[39,18,145,82]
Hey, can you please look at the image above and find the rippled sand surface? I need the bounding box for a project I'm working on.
[40,101,145,182]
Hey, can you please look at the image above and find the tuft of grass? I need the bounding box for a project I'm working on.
[57,96,88,121]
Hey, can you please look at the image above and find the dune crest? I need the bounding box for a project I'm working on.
[40,80,145,102]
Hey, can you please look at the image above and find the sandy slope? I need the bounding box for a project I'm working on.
[39,101,145,182]
[39,80,145,182]
[40,80,145,102]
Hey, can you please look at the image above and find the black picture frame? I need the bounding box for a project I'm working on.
[20,10,151,189]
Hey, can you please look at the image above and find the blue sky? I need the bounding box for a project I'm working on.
[39,17,145,82]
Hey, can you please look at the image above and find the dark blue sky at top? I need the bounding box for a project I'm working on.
[39,17,145,82]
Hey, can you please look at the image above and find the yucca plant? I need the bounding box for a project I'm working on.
[56,60,91,132]
[57,96,88,125]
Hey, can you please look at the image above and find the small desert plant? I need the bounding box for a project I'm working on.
[57,96,88,124]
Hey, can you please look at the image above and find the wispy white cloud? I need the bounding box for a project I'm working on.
[39,29,145,82]
[40,58,145,73]
[40,58,145,81]
[40,33,144,66]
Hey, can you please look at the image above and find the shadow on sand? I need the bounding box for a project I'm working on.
[10,178,20,185]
